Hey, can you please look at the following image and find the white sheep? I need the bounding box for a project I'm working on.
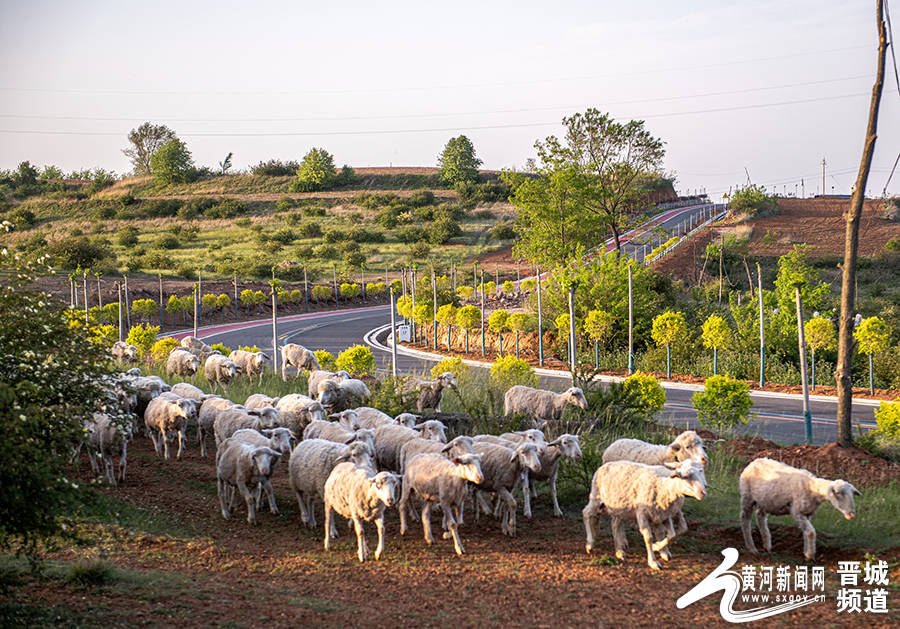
[181,335,216,360]
[229,427,295,514]
[144,395,192,460]
[602,430,708,466]
[110,341,138,364]
[198,396,237,457]
[230,349,271,384]
[288,438,376,538]
[308,369,351,397]
[399,452,484,556]
[213,406,280,447]
[276,393,326,435]
[354,407,418,429]
[216,439,282,525]
[643,463,709,561]
[84,412,133,485]
[303,421,374,452]
[504,432,582,518]
[471,441,542,537]
[374,420,448,472]
[503,385,588,421]
[323,463,400,562]
[167,347,201,378]
[398,435,475,475]
[205,353,237,390]
[740,458,860,561]
[414,372,457,413]
[582,459,707,570]
[171,382,211,402]
[245,393,280,409]
[281,343,321,380]
[317,378,372,412]
[130,375,172,416]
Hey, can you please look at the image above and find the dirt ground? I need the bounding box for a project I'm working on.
[5,436,899,628]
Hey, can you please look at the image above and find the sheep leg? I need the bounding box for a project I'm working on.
[475,490,493,516]
[440,496,464,555]
[498,488,517,537]
[87,450,100,475]
[549,469,563,517]
[421,502,434,545]
[296,490,310,525]
[149,429,162,456]
[740,497,759,554]
[328,505,339,539]
[307,495,318,530]
[521,471,533,519]
[611,516,627,561]
[651,522,673,561]
[353,517,368,562]
[637,511,661,570]
[118,441,128,483]
[261,479,278,514]
[103,454,116,485]
[582,501,600,554]
[175,428,184,460]
[374,515,386,560]
[162,429,171,460]
[218,478,231,520]
[323,501,333,552]
[792,513,816,561]
[237,480,256,525]
[399,483,411,536]
[199,428,207,458]
[673,511,688,537]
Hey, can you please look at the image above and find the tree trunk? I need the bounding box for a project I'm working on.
[836,1,886,447]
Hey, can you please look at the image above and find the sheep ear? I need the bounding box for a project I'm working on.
[261,429,274,435]
[547,438,562,447]
[412,423,425,431]
[663,461,680,469]
[670,443,681,452]
[328,413,341,420]
[440,442,454,454]
[509,450,520,464]
[344,434,357,444]
[334,451,350,462]
[850,484,861,496]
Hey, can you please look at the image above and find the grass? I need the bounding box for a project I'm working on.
[73,484,200,538]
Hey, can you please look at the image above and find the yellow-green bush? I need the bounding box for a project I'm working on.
[622,371,666,416]
[125,324,160,358]
[489,355,538,391]
[150,337,180,363]
[314,349,335,371]
[335,344,376,376]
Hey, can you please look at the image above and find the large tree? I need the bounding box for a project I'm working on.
[536,109,665,253]
[295,147,337,191]
[123,122,176,176]
[438,135,482,186]
[149,138,194,184]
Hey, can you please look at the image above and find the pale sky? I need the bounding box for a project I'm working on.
[1,0,898,199]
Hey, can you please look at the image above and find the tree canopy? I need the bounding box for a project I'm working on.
[123,122,176,176]
[438,135,482,186]
[296,148,337,192]
[150,138,194,184]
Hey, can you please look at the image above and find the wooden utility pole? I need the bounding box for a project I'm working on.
[836,0,887,447]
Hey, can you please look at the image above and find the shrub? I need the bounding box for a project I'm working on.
[10,207,37,229]
[47,236,110,269]
[344,251,366,268]
[131,298,157,323]
[251,159,299,176]
[206,198,246,219]
[335,344,376,376]
[125,323,160,358]
[873,401,900,441]
[312,244,338,260]
[622,371,665,416]
[210,342,231,356]
[729,183,780,217]
[314,349,336,370]
[150,337,180,363]
[397,225,426,244]
[150,138,194,184]
[234,217,252,228]
[490,355,538,391]
[431,356,470,382]
[295,147,336,192]
[340,282,362,299]
[116,226,139,247]
[152,234,180,250]
[427,218,461,244]
[692,375,753,431]
[409,241,430,259]
[298,222,322,238]
[520,278,537,292]
[885,236,900,253]
[490,222,516,241]
[409,189,435,207]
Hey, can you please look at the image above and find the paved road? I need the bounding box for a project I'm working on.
[197,306,879,446]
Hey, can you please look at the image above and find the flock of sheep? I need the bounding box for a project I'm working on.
[92,337,863,568]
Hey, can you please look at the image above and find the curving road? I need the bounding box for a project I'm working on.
[189,305,879,447]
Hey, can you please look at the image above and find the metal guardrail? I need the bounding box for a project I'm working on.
[643,204,728,265]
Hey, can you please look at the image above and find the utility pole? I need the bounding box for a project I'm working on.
[758,263,765,387]
[536,266,544,366]
[795,286,813,444]
[390,286,398,378]
[628,265,634,374]
[480,270,486,357]
[837,0,887,447]
[271,281,279,375]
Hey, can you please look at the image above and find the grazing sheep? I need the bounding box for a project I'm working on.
[413,372,457,413]
[84,412,133,485]
[110,341,138,364]
[303,421,374,452]
[503,433,581,518]
[245,393,280,409]
[317,378,372,412]
[144,395,192,460]
[198,396,237,457]
[308,369,351,397]
[171,382,211,402]
[740,458,860,561]
[582,460,707,570]
[355,407,418,429]
[99,374,138,416]
[323,463,400,562]
[602,431,708,466]
[503,385,588,422]
[281,343,321,380]
[644,463,709,561]
[399,453,484,555]
[130,375,171,416]
[181,335,217,361]
[374,420,448,472]
[216,439,282,525]
[289,439,376,537]
[205,354,237,390]
[276,393,326,435]
[472,434,518,448]
[229,427,295,513]
[230,349,271,383]
[158,392,199,432]
[213,406,280,447]
[399,435,475,475]
[471,441,542,537]
[167,347,201,378]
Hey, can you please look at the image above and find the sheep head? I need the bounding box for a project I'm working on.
[564,387,588,410]
[394,413,419,428]
[512,442,542,473]
[414,420,448,443]
[548,434,582,461]
[370,472,400,507]
[669,430,708,465]
[451,452,484,484]
[665,460,708,500]
[437,372,458,389]
[827,480,860,519]
[251,446,281,477]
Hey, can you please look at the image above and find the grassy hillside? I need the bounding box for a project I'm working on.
[1,169,514,282]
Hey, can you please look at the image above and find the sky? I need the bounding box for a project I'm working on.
[1,0,899,200]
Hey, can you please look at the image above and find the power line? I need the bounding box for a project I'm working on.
[0,92,869,138]
[0,45,872,97]
[0,75,871,124]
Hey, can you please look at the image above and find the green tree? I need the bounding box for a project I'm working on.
[584,308,614,367]
[123,122,176,176]
[507,312,535,360]
[692,375,753,432]
[855,316,891,394]
[125,323,160,357]
[623,371,666,416]
[334,344,376,376]
[729,184,779,217]
[295,147,337,191]
[488,309,510,357]
[805,316,835,389]
[436,303,457,351]
[166,294,190,325]
[438,135,482,186]
[131,298,157,324]
[340,282,362,299]
[201,293,219,316]
[651,310,687,379]
[456,304,481,354]
[216,293,231,319]
[457,285,474,300]
[489,355,538,392]
[149,138,194,184]
[701,314,730,376]
[771,245,830,357]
